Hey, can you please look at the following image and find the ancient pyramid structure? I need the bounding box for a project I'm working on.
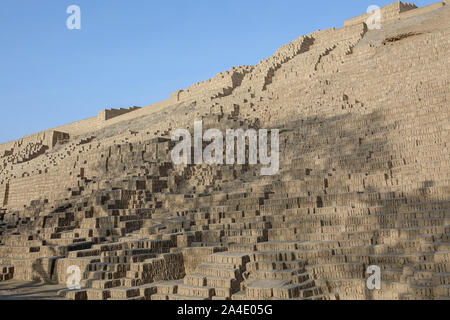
[1,1,449,300]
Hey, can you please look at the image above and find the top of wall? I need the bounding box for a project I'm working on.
[344,1,446,27]
[1,1,446,150]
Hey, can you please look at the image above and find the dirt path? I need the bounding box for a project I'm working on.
[0,280,67,300]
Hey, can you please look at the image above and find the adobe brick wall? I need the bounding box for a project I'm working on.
[344,2,418,27]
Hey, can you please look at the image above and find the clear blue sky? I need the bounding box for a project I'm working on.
[0,0,437,143]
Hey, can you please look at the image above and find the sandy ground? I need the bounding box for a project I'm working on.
[0,280,67,300]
